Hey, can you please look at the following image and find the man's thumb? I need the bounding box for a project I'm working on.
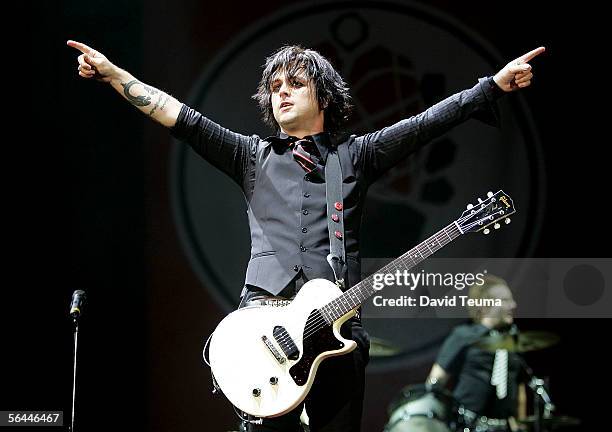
[84,55,98,66]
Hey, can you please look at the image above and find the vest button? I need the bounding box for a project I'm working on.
[300,245,307,252]
[302,227,308,233]
[293,265,299,272]
[304,192,310,198]
[302,209,309,215]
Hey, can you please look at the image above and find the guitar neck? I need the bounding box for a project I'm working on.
[319,221,463,323]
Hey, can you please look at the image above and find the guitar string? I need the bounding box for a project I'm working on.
[271,212,505,346]
[276,225,462,345]
[273,221,468,345]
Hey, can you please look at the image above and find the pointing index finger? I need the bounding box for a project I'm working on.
[67,40,93,54]
[518,46,546,63]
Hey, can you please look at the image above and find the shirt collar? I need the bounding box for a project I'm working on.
[264,131,329,162]
[263,130,355,182]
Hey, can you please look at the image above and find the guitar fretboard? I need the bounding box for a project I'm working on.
[319,222,462,323]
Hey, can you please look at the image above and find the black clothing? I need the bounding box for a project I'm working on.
[170,77,503,296]
[436,323,525,419]
[170,76,504,431]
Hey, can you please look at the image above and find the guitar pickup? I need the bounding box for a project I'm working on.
[261,335,286,364]
[273,326,300,360]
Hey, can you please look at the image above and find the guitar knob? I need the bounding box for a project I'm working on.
[483,228,490,235]
[487,191,494,198]
[505,218,511,224]
[467,204,474,210]
[269,377,278,385]
[494,223,500,230]
[252,388,261,397]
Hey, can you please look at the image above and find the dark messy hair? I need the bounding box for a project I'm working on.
[252,45,353,133]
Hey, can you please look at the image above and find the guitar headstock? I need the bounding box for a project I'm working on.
[457,190,516,235]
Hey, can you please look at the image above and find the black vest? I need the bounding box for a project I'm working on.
[244,133,363,295]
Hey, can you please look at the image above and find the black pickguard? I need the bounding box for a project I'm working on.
[288,310,345,386]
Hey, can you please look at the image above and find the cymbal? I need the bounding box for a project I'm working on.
[519,415,581,429]
[369,336,403,357]
[475,331,560,353]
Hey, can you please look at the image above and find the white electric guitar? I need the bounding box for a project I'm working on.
[208,190,516,418]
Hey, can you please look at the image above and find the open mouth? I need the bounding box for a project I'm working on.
[280,102,293,111]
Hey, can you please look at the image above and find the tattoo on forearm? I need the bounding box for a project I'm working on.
[121,80,159,107]
[149,94,169,117]
[149,97,160,116]
[159,94,169,112]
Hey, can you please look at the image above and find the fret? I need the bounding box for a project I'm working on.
[321,222,462,321]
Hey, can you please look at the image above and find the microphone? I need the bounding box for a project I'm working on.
[70,290,87,319]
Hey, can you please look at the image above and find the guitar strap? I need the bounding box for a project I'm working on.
[325,142,347,290]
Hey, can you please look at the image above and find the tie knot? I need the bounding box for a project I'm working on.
[290,138,319,173]
[293,138,318,155]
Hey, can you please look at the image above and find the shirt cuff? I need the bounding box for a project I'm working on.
[481,75,506,101]
[474,76,505,128]
[169,103,190,139]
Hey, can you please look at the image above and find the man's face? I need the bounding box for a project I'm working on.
[270,70,323,133]
[482,284,517,327]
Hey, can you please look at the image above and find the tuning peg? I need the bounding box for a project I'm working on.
[483,228,490,235]
[494,223,500,230]
[487,191,494,198]
[467,204,474,210]
[478,198,484,204]
[505,218,511,224]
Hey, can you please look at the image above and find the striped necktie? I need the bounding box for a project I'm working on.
[491,349,508,399]
[291,139,319,173]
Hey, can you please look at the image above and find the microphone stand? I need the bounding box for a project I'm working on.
[70,314,81,432]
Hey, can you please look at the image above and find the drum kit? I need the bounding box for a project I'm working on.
[381,331,580,432]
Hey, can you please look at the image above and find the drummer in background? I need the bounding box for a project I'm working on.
[427,275,527,432]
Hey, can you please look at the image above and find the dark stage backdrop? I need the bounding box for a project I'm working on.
[15,1,609,431]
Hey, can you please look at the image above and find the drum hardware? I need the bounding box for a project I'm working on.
[384,384,459,432]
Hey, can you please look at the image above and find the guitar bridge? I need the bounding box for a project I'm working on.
[261,335,286,364]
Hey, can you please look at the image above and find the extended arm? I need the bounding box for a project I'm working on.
[355,46,545,183]
[67,40,181,128]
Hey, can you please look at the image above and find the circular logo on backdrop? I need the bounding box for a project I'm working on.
[170,0,545,371]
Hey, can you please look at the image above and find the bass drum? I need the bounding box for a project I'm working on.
[385,384,458,432]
